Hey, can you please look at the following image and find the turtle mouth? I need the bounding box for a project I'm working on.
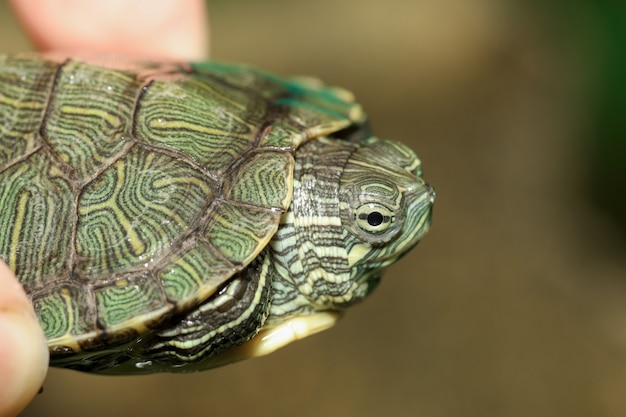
[404,181,435,242]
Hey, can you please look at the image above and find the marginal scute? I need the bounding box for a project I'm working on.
[32,284,93,345]
[190,61,364,150]
[281,98,356,139]
[157,237,236,304]
[258,119,307,149]
[258,101,361,150]
[94,273,167,329]
[203,203,282,265]
[225,151,293,210]
[276,78,363,124]
[190,62,289,97]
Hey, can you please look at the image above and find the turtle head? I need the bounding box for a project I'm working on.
[241,135,434,361]
[336,136,434,303]
[269,135,434,317]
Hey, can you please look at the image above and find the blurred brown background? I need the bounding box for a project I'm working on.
[2,1,626,416]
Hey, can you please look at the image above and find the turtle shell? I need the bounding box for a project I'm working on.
[0,53,363,354]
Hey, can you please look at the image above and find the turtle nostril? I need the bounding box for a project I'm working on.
[424,183,436,204]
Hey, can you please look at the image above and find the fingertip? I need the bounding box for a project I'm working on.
[0,263,49,417]
[10,0,209,60]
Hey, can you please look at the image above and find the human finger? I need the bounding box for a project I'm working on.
[10,0,209,60]
[0,261,49,417]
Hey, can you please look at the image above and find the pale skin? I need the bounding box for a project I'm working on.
[0,1,208,415]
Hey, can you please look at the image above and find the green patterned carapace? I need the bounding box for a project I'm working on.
[0,53,434,374]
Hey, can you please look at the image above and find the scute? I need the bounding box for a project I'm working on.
[0,54,55,167]
[75,146,215,280]
[225,150,293,209]
[43,59,139,181]
[192,61,365,149]
[93,273,169,336]
[156,237,237,303]
[134,74,264,173]
[0,53,363,355]
[0,152,73,288]
[202,202,282,265]
[32,284,93,347]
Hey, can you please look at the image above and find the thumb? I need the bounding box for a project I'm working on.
[0,261,48,417]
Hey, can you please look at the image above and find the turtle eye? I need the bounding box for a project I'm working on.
[355,203,395,235]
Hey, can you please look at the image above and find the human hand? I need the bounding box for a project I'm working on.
[1,1,209,415]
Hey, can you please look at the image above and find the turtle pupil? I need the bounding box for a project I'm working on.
[367,211,384,226]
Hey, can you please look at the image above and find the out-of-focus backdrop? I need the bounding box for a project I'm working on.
[2,1,626,416]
